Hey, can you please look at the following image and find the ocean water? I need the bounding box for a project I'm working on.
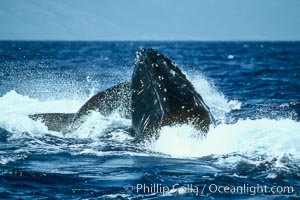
[0,41,299,199]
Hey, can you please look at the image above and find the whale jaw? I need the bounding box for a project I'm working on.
[131,48,214,141]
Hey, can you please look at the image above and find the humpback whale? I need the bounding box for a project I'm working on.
[29,48,215,141]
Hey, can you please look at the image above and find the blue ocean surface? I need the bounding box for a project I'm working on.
[0,41,299,199]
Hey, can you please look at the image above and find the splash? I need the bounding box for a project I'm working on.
[66,111,131,140]
[0,90,82,135]
[150,119,300,159]
[187,72,241,122]
[0,90,83,114]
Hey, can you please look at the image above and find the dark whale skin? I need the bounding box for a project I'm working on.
[131,48,215,141]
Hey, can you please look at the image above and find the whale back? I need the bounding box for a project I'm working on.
[29,82,131,133]
[29,113,76,132]
[68,82,131,132]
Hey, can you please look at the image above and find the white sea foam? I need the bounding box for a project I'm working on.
[0,90,83,136]
[0,154,27,165]
[228,55,235,59]
[150,119,300,159]
[0,90,83,114]
[65,111,131,140]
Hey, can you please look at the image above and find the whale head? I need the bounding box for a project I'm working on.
[131,48,214,141]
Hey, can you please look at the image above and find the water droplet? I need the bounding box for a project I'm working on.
[170,70,175,77]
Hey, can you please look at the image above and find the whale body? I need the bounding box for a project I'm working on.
[29,48,215,141]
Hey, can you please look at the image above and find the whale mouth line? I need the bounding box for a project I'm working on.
[131,48,215,141]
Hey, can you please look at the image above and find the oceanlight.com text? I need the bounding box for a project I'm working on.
[123,183,295,196]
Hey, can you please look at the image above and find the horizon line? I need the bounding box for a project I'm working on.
[1,39,300,42]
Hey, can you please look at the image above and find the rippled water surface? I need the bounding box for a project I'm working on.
[0,41,299,199]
